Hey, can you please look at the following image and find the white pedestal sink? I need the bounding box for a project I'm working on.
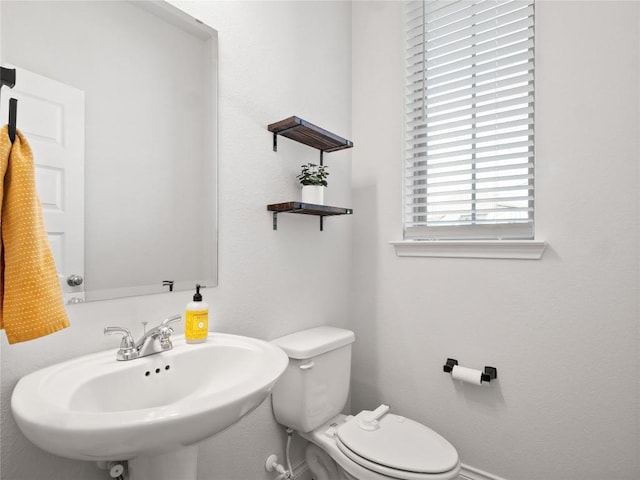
[11,333,289,480]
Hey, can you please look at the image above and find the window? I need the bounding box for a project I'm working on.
[404,0,535,240]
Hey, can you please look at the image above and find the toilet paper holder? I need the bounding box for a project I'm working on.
[443,358,498,383]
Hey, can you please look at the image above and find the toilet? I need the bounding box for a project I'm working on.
[271,327,460,480]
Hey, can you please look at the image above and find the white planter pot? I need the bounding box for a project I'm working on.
[301,185,325,205]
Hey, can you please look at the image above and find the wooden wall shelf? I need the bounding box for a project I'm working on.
[268,116,353,154]
[267,116,353,231]
[267,202,353,231]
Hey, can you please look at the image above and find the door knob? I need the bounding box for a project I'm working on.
[67,274,84,286]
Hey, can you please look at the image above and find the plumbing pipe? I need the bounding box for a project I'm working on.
[265,454,291,479]
[285,428,295,479]
[96,460,127,479]
[107,461,126,479]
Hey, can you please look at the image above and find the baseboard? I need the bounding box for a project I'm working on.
[460,463,509,480]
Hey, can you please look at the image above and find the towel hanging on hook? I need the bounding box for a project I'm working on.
[8,98,17,144]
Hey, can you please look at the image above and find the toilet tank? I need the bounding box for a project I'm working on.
[271,327,355,433]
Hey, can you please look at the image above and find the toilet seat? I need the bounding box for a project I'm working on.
[335,410,459,480]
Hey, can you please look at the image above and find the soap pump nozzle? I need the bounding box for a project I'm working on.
[193,284,202,302]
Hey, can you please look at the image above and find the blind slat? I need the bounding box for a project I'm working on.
[417,94,533,126]
[409,62,534,102]
[423,83,533,117]
[410,206,533,218]
[426,5,535,52]
[406,184,534,199]
[406,50,533,88]
[406,150,534,173]
[407,126,534,154]
[407,105,533,136]
[404,224,534,241]
[413,160,534,181]
[407,137,533,161]
[407,172,533,190]
[406,71,533,106]
[406,27,534,77]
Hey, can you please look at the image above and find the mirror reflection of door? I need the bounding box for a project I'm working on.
[0,66,85,303]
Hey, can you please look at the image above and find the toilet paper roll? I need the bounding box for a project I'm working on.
[451,365,483,385]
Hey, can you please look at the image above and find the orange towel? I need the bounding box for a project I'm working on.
[0,125,69,344]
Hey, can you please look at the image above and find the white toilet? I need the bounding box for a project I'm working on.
[271,326,460,480]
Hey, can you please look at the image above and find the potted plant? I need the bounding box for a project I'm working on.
[297,163,329,205]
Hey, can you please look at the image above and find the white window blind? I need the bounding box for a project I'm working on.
[404,0,535,240]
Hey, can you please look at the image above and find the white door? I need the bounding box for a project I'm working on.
[0,66,85,303]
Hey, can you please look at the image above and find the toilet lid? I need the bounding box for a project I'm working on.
[336,410,459,475]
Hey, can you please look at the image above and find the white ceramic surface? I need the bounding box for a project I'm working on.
[11,333,289,461]
[301,185,325,205]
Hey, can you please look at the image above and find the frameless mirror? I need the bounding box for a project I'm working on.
[0,0,218,302]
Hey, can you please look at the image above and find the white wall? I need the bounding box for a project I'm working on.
[0,1,352,479]
[4,2,639,480]
[351,1,639,480]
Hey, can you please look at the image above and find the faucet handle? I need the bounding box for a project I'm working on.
[159,315,181,349]
[104,326,138,361]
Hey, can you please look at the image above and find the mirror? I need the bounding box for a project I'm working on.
[0,0,218,302]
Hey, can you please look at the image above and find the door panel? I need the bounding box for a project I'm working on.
[0,66,85,303]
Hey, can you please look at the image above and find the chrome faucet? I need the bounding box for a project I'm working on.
[104,315,182,361]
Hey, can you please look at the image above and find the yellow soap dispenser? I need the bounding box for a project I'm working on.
[185,284,208,343]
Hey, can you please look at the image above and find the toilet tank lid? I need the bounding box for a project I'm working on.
[272,327,355,359]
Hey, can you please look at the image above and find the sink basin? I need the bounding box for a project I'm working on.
[11,333,288,463]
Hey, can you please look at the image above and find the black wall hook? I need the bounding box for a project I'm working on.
[0,67,16,105]
[8,98,17,143]
[0,67,16,90]
[1,67,17,142]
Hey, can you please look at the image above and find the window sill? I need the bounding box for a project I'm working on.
[389,240,547,260]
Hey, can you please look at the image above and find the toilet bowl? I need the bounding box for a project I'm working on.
[305,443,353,480]
[271,327,460,480]
[299,413,459,480]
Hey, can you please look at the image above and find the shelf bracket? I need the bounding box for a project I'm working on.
[273,212,325,231]
[273,132,278,152]
[319,150,323,166]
